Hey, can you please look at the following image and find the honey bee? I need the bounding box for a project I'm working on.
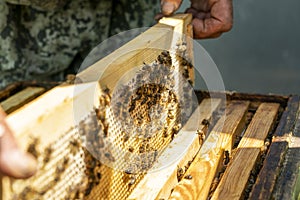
[97,109,106,122]
[173,123,182,132]
[55,157,69,176]
[142,63,151,71]
[210,176,220,193]
[104,151,115,162]
[146,101,152,109]
[184,174,193,180]
[153,150,158,161]
[63,157,69,165]
[99,87,111,107]
[94,166,102,185]
[261,138,271,153]
[224,150,230,166]
[38,187,48,196]
[135,114,144,126]
[128,102,135,113]
[139,145,145,154]
[166,58,172,67]
[157,55,164,64]
[102,122,109,137]
[201,119,210,126]
[196,129,205,145]
[97,134,105,148]
[181,57,188,66]
[84,150,95,166]
[168,113,175,120]
[134,92,142,101]
[43,145,53,164]
[128,146,134,153]
[67,185,81,200]
[141,161,149,171]
[136,73,143,82]
[162,127,168,138]
[27,137,39,159]
[99,95,106,107]
[154,94,160,103]
[123,132,130,143]
[160,51,172,65]
[125,168,133,175]
[69,139,80,155]
[55,164,64,175]
[84,183,94,197]
[161,50,169,57]
[103,86,111,97]
[136,86,143,95]
[183,69,189,79]
[185,160,193,171]
[177,167,184,181]
[176,40,182,46]
[19,186,34,199]
[128,175,136,186]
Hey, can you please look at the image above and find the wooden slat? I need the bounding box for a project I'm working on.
[169,101,250,200]
[272,97,300,199]
[196,91,288,108]
[1,87,45,114]
[212,103,279,200]
[77,14,192,90]
[5,82,100,148]
[0,82,23,101]
[128,98,221,200]
[249,96,300,199]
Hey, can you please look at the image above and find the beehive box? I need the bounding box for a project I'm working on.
[1,14,300,200]
[3,89,300,200]
[127,91,300,200]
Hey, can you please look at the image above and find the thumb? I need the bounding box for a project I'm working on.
[161,0,183,16]
[0,107,37,179]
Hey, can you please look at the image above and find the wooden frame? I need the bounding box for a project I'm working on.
[1,14,194,200]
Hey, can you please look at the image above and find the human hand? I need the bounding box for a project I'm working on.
[160,0,233,39]
[0,106,37,179]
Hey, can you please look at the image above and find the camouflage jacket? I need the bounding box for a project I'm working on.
[0,0,159,89]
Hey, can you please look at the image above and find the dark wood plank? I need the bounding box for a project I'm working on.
[272,96,300,199]
[195,91,288,108]
[0,81,57,102]
[1,87,45,114]
[0,82,23,101]
[249,95,300,199]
